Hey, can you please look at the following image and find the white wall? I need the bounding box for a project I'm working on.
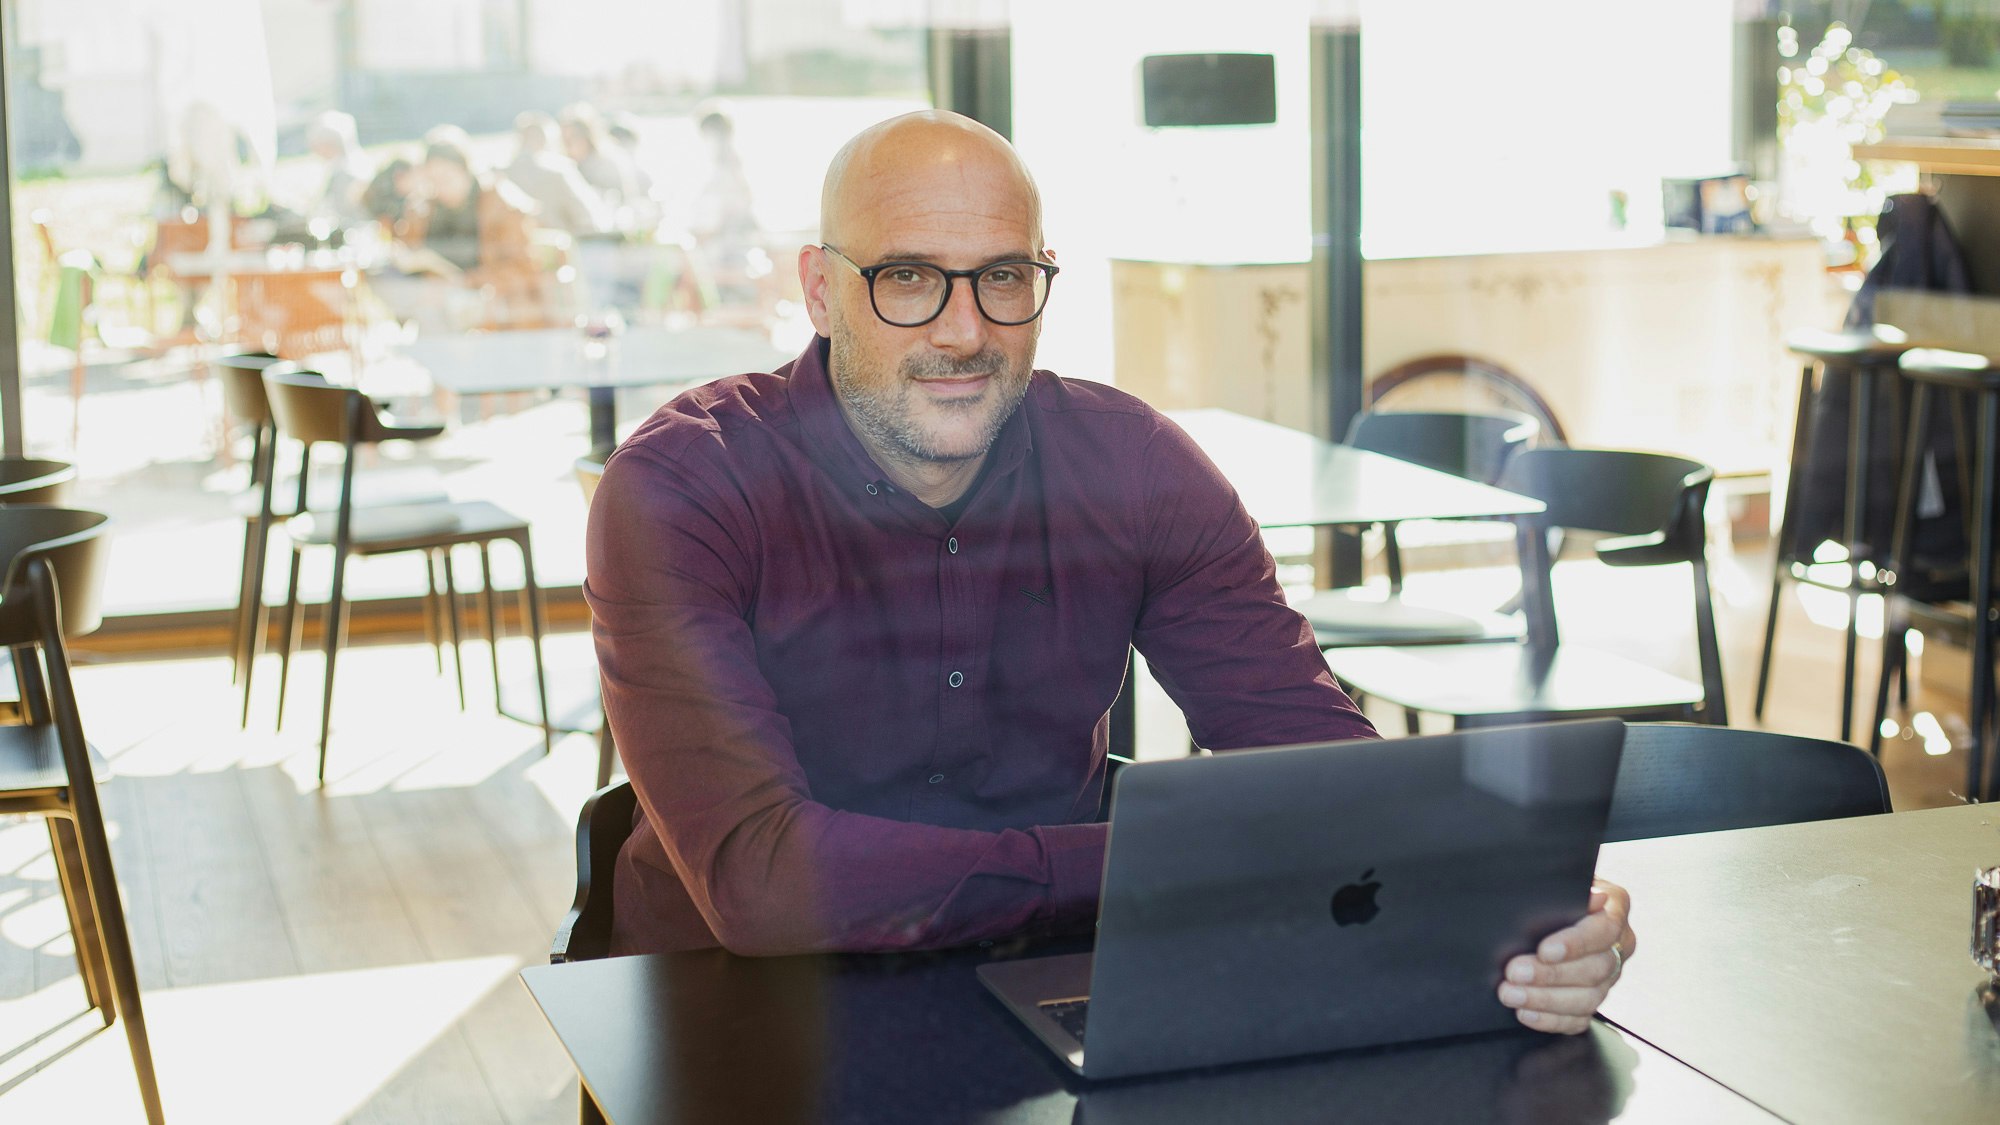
[1010,0,1740,380]
[1359,0,1738,257]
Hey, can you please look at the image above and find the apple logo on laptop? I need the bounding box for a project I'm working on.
[1330,869,1381,926]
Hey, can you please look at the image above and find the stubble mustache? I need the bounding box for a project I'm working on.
[902,349,1006,383]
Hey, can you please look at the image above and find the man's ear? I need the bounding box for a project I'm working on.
[800,245,834,337]
[1041,246,1058,266]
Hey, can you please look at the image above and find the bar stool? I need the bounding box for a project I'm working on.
[1876,347,2000,802]
[1754,327,1914,742]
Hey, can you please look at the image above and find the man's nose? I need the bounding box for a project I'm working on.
[924,277,988,354]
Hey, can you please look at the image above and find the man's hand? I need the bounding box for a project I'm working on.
[1497,878,1634,1035]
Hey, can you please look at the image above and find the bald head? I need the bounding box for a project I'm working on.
[818,110,1043,251]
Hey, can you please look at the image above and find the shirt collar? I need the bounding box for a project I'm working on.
[788,335,1038,503]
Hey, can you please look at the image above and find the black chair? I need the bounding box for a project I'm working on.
[1290,411,1538,733]
[551,779,639,965]
[1754,328,1917,742]
[262,368,554,783]
[1325,448,1726,728]
[0,507,164,1124]
[219,354,450,726]
[1606,722,1890,843]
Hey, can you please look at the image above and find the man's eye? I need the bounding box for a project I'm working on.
[983,266,1023,286]
[883,267,929,286]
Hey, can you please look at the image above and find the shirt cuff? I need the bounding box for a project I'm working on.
[1037,821,1110,927]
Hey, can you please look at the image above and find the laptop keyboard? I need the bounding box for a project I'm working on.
[1040,998,1090,1043]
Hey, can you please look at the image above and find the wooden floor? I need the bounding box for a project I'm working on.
[0,533,1982,1123]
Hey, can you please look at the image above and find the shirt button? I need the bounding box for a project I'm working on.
[928,773,946,784]
[865,483,879,496]
[948,671,964,688]
[947,537,959,554]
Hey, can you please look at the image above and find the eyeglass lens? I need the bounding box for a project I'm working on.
[871,262,1050,326]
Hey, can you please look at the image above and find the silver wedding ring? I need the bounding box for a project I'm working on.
[1609,942,1625,976]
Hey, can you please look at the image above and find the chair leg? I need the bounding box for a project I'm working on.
[480,543,503,715]
[27,560,164,1123]
[424,548,443,675]
[276,544,306,732]
[231,516,257,686]
[71,795,166,1125]
[1838,366,1878,744]
[1967,390,1998,802]
[47,816,114,1021]
[1871,594,1907,757]
[317,543,351,784]
[1756,367,1816,720]
[442,550,466,710]
[1878,380,1932,757]
[1692,556,1728,726]
[519,534,555,755]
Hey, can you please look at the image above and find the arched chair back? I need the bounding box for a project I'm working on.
[1605,723,1890,843]
[1346,409,1539,486]
[0,506,109,637]
[216,351,289,430]
[261,367,359,448]
[0,459,77,507]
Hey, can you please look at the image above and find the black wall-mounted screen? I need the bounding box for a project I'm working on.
[1140,53,1277,127]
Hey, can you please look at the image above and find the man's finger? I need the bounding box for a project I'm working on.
[1537,908,1623,962]
[1505,949,1620,988]
[1516,1008,1593,1035]
[1498,982,1610,1019]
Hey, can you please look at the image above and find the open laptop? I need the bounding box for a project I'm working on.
[978,719,1625,1079]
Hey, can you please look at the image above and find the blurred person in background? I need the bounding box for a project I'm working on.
[376,127,551,332]
[305,110,374,228]
[361,156,419,231]
[503,111,609,237]
[689,108,767,313]
[561,103,642,221]
[607,111,662,227]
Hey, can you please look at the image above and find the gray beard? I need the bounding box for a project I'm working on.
[828,321,1032,466]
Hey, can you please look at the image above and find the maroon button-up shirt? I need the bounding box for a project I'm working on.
[586,338,1374,957]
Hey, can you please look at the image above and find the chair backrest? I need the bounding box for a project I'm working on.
[575,457,605,507]
[1605,722,1890,842]
[0,459,77,507]
[551,779,639,963]
[215,351,289,429]
[1497,447,1712,540]
[0,507,110,639]
[1345,410,1539,486]
[263,367,361,447]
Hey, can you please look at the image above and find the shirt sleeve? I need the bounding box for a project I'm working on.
[586,440,1107,956]
[1130,418,1379,751]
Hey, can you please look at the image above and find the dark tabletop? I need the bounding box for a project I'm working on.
[522,934,1775,1125]
[1596,802,2000,1125]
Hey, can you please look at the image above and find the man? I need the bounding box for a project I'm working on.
[587,111,1633,1035]
[501,112,609,237]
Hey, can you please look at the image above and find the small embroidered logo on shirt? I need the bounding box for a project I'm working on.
[1020,584,1054,606]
